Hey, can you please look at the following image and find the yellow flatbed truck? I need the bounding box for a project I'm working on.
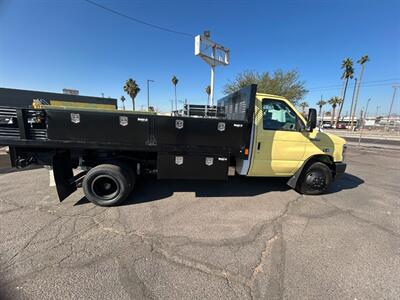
[0,85,346,206]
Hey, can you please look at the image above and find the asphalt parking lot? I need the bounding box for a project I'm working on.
[0,146,399,299]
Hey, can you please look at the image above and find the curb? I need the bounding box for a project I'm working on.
[343,137,400,146]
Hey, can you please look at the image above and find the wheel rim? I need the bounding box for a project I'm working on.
[91,175,120,201]
[305,170,327,191]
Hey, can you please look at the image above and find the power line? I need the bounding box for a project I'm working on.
[83,0,195,37]
[308,81,400,92]
[312,82,395,91]
[308,78,400,91]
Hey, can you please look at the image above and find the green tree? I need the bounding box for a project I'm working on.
[329,96,342,125]
[317,99,327,118]
[299,101,309,115]
[123,79,140,111]
[223,69,308,105]
[350,55,370,129]
[335,58,354,126]
[120,96,126,110]
[172,75,179,111]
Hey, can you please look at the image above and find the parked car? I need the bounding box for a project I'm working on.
[336,123,347,129]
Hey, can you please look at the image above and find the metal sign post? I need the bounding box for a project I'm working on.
[147,79,154,111]
[195,31,229,106]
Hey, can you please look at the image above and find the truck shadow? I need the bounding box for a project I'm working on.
[74,173,364,206]
[326,173,364,194]
[74,176,290,206]
[126,176,290,205]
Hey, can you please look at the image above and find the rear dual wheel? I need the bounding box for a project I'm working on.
[83,163,135,206]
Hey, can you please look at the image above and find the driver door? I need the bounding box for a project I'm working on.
[248,98,308,176]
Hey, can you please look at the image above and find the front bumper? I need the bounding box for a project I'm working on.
[334,162,347,180]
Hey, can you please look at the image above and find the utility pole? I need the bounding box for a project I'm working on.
[358,98,371,147]
[387,85,399,127]
[147,79,154,111]
[320,109,324,128]
[318,95,323,127]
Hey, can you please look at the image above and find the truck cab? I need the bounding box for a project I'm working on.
[241,92,346,194]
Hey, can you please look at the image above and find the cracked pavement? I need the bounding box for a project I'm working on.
[0,146,399,299]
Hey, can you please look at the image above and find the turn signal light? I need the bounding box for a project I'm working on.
[244,148,249,156]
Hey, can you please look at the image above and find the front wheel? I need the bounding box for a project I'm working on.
[83,163,135,206]
[298,162,332,195]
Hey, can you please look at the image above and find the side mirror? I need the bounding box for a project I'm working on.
[307,108,317,131]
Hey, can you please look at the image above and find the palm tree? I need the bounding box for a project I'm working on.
[123,79,140,111]
[335,58,354,126]
[120,96,126,110]
[299,101,309,115]
[350,55,370,129]
[317,99,326,118]
[171,75,178,111]
[329,96,342,125]
[205,85,211,102]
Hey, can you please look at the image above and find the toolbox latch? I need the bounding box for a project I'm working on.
[175,119,184,129]
[217,122,225,131]
[205,157,214,166]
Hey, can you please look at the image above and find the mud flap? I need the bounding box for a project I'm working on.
[52,151,76,201]
[287,166,303,189]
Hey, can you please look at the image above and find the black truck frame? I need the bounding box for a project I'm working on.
[0,85,258,206]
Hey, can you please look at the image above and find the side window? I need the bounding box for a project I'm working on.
[262,99,300,131]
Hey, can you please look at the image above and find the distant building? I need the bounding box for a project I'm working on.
[0,87,117,109]
[318,115,360,127]
[62,88,79,96]
[318,114,400,129]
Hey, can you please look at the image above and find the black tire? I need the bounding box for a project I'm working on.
[83,163,135,206]
[298,162,332,195]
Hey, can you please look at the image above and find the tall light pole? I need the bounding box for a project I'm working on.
[147,79,155,111]
[365,98,371,119]
[387,85,399,125]
[170,99,174,116]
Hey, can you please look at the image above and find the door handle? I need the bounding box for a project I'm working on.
[309,137,320,141]
[257,142,261,150]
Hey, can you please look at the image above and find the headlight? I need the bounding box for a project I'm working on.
[342,144,347,161]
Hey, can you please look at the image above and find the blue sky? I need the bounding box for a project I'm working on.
[1,0,399,115]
